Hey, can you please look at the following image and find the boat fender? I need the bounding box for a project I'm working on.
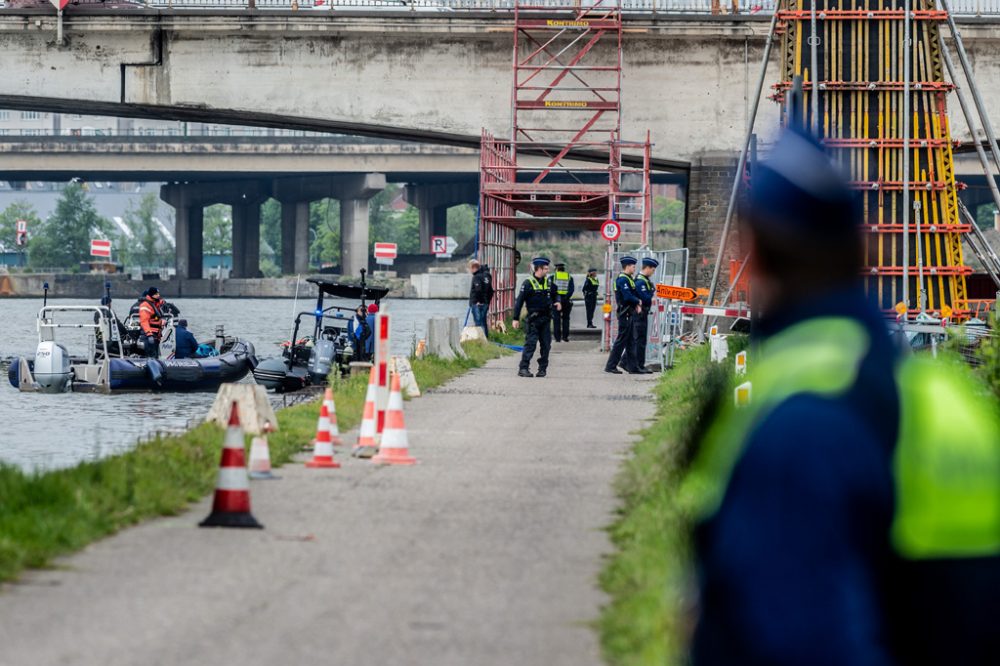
[146,360,164,385]
[7,360,19,388]
[247,354,259,370]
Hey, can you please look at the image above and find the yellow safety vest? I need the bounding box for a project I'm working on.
[554,271,571,295]
[682,316,1000,560]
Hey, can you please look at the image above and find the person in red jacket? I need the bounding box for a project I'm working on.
[137,287,164,358]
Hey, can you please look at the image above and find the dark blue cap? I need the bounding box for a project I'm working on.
[588,267,598,273]
[641,257,659,268]
[555,261,566,268]
[531,256,551,267]
[620,256,637,267]
[749,128,858,238]
[147,286,160,296]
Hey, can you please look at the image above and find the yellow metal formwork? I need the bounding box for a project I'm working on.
[776,0,971,318]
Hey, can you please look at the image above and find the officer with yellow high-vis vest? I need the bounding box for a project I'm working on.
[512,256,560,378]
[685,127,1000,665]
[551,261,575,342]
[582,268,600,328]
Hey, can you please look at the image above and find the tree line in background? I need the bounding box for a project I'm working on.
[1,182,687,273]
[0,183,478,273]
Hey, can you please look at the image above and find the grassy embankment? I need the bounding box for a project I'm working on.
[0,341,506,583]
[598,344,734,666]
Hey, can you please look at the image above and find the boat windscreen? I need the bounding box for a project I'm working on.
[306,278,390,302]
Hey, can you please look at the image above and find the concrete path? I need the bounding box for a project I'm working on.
[0,342,657,666]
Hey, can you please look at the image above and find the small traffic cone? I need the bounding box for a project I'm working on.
[372,373,417,466]
[248,421,278,480]
[306,401,340,468]
[200,402,263,529]
[323,387,343,446]
[352,366,379,459]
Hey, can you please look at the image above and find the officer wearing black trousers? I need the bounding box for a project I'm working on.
[551,262,575,342]
[512,256,561,378]
[633,257,657,373]
[582,268,600,328]
[604,256,643,374]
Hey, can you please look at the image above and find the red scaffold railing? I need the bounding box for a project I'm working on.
[478,0,652,325]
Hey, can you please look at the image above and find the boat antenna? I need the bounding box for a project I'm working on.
[287,274,301,369]
[42,281,49,308]
[104,281,112,306]
[359,268,367,309]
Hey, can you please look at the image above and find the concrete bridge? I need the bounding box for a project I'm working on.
[6,9,1000,284]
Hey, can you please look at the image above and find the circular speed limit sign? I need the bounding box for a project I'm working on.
[600,219,621,242]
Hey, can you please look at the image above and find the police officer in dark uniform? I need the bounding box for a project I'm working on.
[632,257,657,373]
[603,256,642,374]
[512,256,561,377]
[551,261,575,342]
[582,268,600,328]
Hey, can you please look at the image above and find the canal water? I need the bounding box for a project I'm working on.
[0,296,469,471]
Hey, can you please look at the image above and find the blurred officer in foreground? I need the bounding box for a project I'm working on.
[512,256,560,378]
[683,126,1000,665]
[582,268,600,328]
[604,256,642,374]
[632,257,657,373]
[552,261,575,342]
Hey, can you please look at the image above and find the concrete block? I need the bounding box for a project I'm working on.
[460,325,488,344]
[390,355,421,398]
[426,317,456,360]
[448,317,467,359]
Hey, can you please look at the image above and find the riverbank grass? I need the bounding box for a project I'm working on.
[0,341,505,583]
[598,345,731,665]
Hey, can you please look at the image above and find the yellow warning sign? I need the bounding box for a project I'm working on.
[543,100,588,108]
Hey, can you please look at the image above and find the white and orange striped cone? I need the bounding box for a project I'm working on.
[372,373,417,466]
[323,388,343,446]
[200,402,263,529]
[248,421,278,480]
[352,366,379,459]
[306,401,340,468]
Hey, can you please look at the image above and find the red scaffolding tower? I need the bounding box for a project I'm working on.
[479,0,652,323]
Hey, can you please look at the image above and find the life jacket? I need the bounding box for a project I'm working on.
[682,316,1000,612]
[554,271,571,296]
[138,296,164,337]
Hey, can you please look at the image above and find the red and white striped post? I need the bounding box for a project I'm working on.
[373,310,392,438]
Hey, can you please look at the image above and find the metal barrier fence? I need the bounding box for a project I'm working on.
[124,0,1000,15]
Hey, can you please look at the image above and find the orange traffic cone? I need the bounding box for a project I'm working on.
[248,421,278,480]
[352,366,379,459]
[306,401,340,468]
[372,373,417,466]
[200,402,263,529]
[323,387,343,446]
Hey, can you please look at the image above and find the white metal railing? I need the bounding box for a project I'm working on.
[0,128,389,139]
[129,0,1000,15]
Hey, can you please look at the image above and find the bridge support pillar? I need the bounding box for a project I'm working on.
[404,182,479,253]
[280,201,310,275]
[232,202,262,279]
[685,151,740,291]
[335,174,386,277]
[175,205,204,280]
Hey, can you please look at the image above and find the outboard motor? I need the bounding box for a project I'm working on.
[307,338,336,384]
[33,341,72,392]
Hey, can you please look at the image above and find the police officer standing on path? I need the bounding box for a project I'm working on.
[603,256,642,374]
[512,256,560,377]
[632,257,657,373]
[582,268,600,328]
[551,261,575,342]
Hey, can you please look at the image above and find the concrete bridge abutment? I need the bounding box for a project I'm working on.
[684,151,741,293]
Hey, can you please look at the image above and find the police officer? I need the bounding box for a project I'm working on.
[511,256,560,377]
[603,256,642,374]
[551,261,575,342]
[582,268,600,328]
[684,124,1000,665]
[632,257,657,373]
